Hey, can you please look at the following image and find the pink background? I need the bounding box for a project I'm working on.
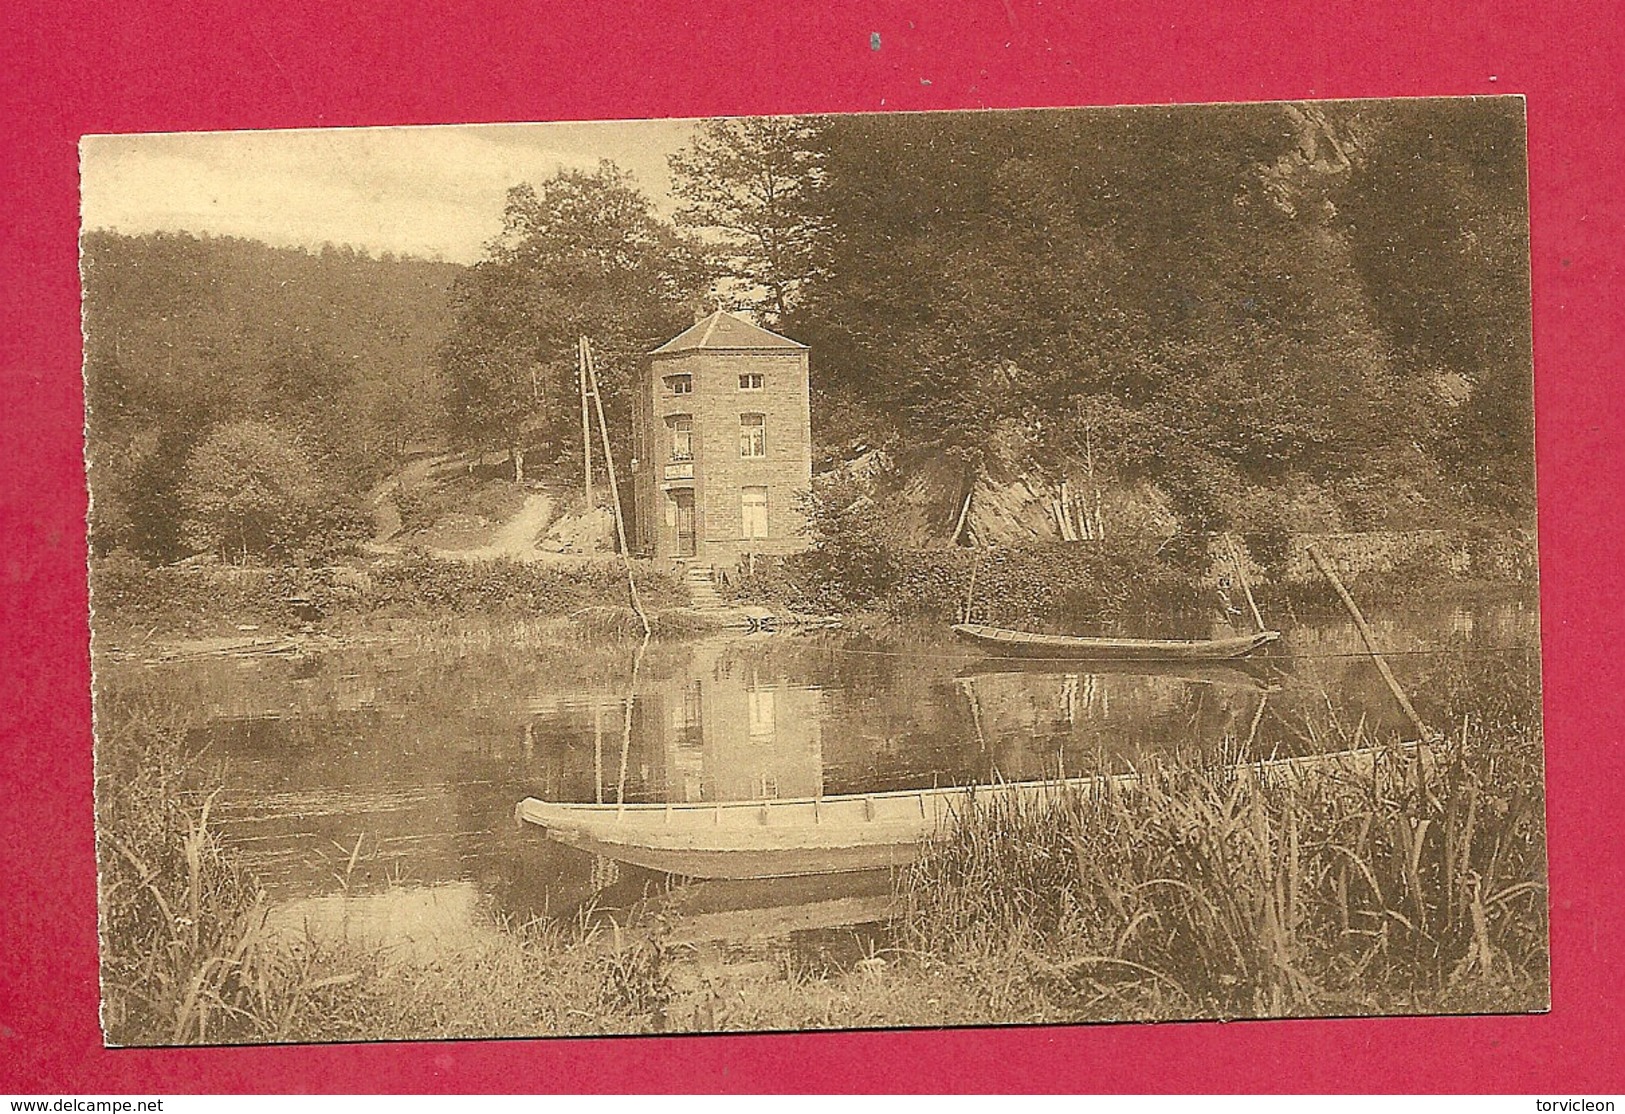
[3,0,1621,1093]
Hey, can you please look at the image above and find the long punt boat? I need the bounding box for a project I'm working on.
[951,622,1280,661]
[515,744,1412,880]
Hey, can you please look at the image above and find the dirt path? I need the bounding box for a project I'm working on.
[454,492,556,561]
[365,460,595,563]
[367,453,456,543]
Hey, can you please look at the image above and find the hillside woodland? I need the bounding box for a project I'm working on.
[83,99,1533,565]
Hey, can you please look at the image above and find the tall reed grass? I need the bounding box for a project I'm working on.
[901,700,1547,1021]
[96,658,1546,1040]
[97,701,302,1044]
[94,702,676,1044]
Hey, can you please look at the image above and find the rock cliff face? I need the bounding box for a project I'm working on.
[821,448,1178,549]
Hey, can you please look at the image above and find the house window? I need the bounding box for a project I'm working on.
[742,486,768,539]
[740,414,766,458]
[738,372,764,391]
[665,374,693,395]
[748,688,776,738]
[668,414,693,460]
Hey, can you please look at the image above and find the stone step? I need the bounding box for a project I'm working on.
[678,564,727,609]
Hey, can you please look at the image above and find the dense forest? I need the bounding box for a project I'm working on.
[84,98,1534,563]
[782,99,1533,538]
[82,233,460,557]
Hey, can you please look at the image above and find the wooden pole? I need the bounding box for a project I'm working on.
[1225,533,1267,634]
[950,484,974,546]
[582,337,650,636]
[1243,690,1269,756]
[579,338,593,508]
[962,548,980,623]
[593,702,604,805]
[616,632,649,815]
[1306,544,1432,740]
[960,677,989,753]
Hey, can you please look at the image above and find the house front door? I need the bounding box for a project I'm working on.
[673,491,696,557]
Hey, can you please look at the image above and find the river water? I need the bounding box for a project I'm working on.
[97,598,1540,964]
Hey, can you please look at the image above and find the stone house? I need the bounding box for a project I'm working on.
[631,310,812,570]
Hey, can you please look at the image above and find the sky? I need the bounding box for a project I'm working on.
[79,118,703,264]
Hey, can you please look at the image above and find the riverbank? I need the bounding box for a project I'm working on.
[89,550,686,637]
[719,529,1538,632]
[88,549,827,655]
[96,653,1545,1043]
[90,528,1537,640]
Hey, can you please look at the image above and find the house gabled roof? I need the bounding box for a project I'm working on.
[651,310,808,355]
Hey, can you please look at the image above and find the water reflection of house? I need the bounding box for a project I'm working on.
[521,644,826,804]
[639,648,825,802]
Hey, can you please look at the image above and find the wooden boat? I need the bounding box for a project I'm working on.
[516,744,1406,880]
[951,622,1280,661]
[517,788,959,879]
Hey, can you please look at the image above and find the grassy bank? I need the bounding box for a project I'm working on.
[896,732,1547,1021]
[90,527,1536,642]
[89,551,692,639]
[665,717,1547,1033]
[723,529,1538,631]
[95,702,676,1044]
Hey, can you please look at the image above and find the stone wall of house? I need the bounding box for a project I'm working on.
[634,346,812,566]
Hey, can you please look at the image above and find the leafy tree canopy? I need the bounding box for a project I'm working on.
[669,116,829,323]
[439,162,710,471]
[81,230,458,558]
[749,102,1534,531]
[177,421,322,560]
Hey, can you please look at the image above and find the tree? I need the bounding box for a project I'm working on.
[785,105,1462,535]
[177,421,322,560]
[668,116,828,322]
[80,230,460,559]
[439,163,708,480]
[1335,98,1534,513]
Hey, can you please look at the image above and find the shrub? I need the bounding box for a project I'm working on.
[88,553,688,630]
[795,476,904,608]
[299,492,372,560]
[366,555,686,615]
[177,421,323,560]
[869,541,1203,629]
[89,548,154,615]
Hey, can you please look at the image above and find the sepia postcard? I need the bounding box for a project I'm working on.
[82,99,1546,1046]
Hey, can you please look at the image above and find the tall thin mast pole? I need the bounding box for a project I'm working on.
[583,337,650,636]
[1224,533,1267,634]
[1306,544,1431,740]
[579,338,594,507]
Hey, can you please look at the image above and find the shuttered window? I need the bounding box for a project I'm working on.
[741,486,768,539]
